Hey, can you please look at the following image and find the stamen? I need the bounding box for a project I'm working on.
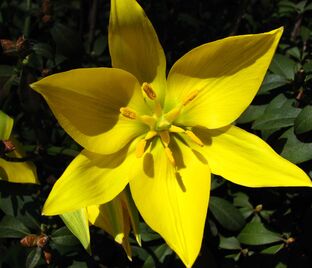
[185,130,204,146]
[164,106,181,123]
[169,125,185,133]
[159,130,170,147]
[142,82,157,100]
[164,147,176,166]
[145,130,157,140]
[182,90,199,106]
[120,107,137,119]
[139,115,156,128]
[136,139,147,158]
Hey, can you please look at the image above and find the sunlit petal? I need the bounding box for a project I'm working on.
[130,138,210,267]
[31,68,149,154]
[194,125,312,187]
[43,139,141,215]
[109,0,167,103]
[166,28,283,129]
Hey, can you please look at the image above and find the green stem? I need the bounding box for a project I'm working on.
[23,0,32,37]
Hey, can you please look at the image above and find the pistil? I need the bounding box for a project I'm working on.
[122,83,201,167]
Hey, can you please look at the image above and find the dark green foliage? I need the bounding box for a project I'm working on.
[0,0,312,267]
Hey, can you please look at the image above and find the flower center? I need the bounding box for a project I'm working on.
[119,82,203,166]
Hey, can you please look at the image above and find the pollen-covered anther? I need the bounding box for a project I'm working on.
[120,107,137,119]
[142,82,157,100]
[164,147,176,166]
[136,139,147,158]
[182,90,199,106]
[185,130,204,146]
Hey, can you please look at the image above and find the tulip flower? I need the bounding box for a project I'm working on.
[31,0,311,266]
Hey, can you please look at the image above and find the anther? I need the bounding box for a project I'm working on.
[142,82,157,100]
[136,139,147,158]
[185,130,204,146]
[120,107,137,119]
[182,90,199,106]
[164,147,175,166]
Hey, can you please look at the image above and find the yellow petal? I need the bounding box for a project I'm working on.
[88,199,125,244]
[0,139,38,184]
[43,139,140,215]
[166,28,283,129]
[130,138,210,267]
[87,194,133,260]
[0,110,13,140]
[60,208,91,253]
[109,0,167,104]
[31,68,149,155]
[120,187,141,246]
[194,125,312,187]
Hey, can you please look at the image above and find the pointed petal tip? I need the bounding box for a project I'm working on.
[126,255,132,262]
[135,234,142,246]
[115,233,124,244]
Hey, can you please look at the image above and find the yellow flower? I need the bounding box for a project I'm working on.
[0,111,38,184]
[31,0,311,266]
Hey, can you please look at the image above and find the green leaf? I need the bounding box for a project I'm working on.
[210,175,225,191]
[237,105,266,124]
[60,208,91,253]
[294,105,312,134]
[140,222,161,242]
[26,247,42,268]
[91,34,107,56]
[68,261,89,268]
[50,23,83,58]
[233,192,254,219]
[303,60,312,73]
[275,262,287,268]
[261,243,284,254]
[233,192,253,209]
[219,236,241,250]
[209,196,245,231]
[0,65,14,77]
[51,226,81,247]
[143,243,173,268]
[252,94,301,130]
[0,215,31,238]
[280,127,312,163]
[269,54,296,80]
[0,110,13,140]
[32,43,53,59]
[286,47,301,60]
[238,217,283,246]
[258,74,288,94]
[300,26,311,42]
